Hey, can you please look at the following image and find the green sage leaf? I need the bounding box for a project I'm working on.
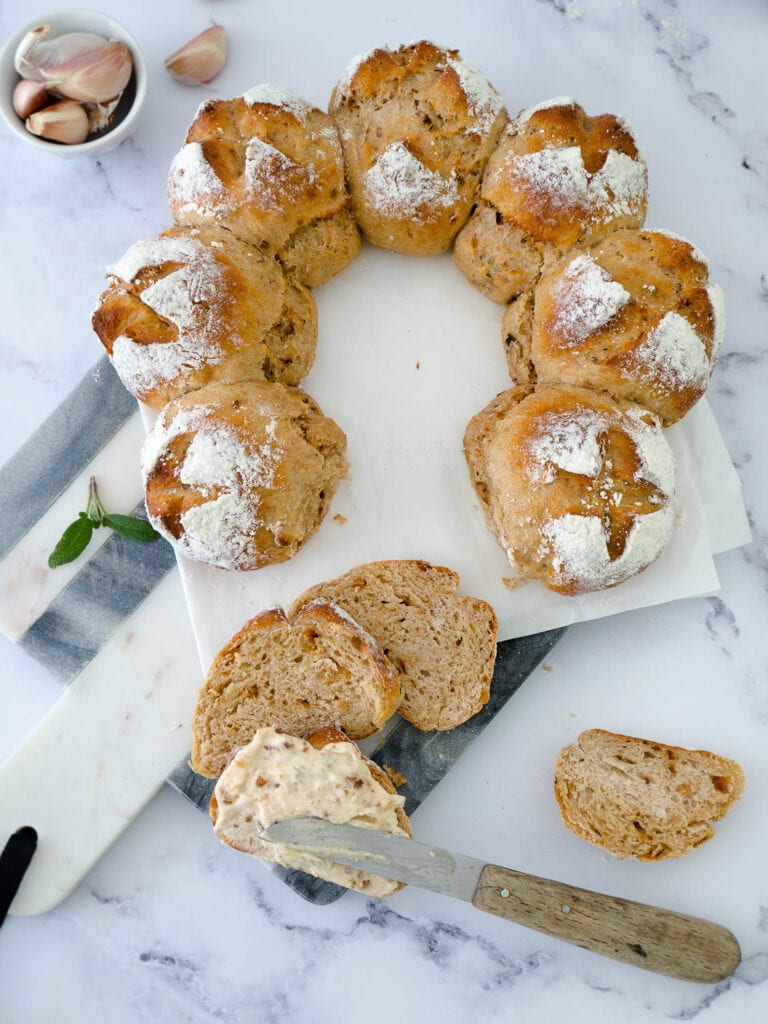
[48,516,94,568]
[102,514,160,543]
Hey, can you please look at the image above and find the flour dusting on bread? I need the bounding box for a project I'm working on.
[550,253,631,344]
[242,84,311,123]
[444,57,504,137]
[364,142,459,220]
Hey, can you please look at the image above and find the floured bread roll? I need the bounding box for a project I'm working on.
[502,229,724,425]
[92,225,317,410]
[142,381,348,571]
[168,85,361,286]
[210,726,412,896]
[329,41,506,255]
[464,384,676,595]
[454,97,648,303]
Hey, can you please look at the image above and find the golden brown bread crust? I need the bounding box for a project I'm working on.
[168,89,360,285]
[92,225,318,409]
[454,98,648,303]
[505,229,723,425]
[142,381,348,571]
[464,383,676,595]
[329,41,507,255]
[191,601,403,778]
[554,729,745,861]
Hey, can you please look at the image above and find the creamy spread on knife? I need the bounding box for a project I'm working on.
[212,727,408,896]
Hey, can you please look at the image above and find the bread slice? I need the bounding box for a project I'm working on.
[191,602,402,778]
[554,729,745,861]
[210,725,411,896]
[290,560,498,731]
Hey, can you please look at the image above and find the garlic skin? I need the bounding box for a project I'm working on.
[37,40,133,104]
[164,24,227,85]
[85,97,120,134]
[15,25,108,80]
[12,79,49,119]
[26,99,89,145]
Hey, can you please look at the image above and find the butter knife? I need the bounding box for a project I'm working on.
[261,818,740,983]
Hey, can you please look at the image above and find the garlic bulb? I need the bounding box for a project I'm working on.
[26,100,89,145]
[15,25,108,80]
[164,24,227,85]
[12,79,49,119]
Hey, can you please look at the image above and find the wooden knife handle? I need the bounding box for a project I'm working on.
[473,864,740,982]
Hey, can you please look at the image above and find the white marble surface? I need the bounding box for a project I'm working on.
[0,0,767,1020]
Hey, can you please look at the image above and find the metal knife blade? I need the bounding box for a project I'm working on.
[260,818,742,983]
[261,818,483,901]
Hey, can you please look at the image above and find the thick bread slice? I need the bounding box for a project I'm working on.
[191,602,402,778]
[554,729,745,861]
[210,725,411,896]
[290,560,498,731]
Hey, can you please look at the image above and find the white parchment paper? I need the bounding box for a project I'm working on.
[171,247,750,668]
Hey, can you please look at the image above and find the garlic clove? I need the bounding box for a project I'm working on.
[84,97,120,134]
[12,79,50,119]
[15,25,108,80]
[26,99,89,144]
[164,24,227,85]
[38,40,133,104]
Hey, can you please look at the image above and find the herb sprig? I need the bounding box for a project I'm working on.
[48,477,159,568]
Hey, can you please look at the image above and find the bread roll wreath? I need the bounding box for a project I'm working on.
[93,40,723,594]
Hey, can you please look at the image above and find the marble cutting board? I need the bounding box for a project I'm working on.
[0,356,564,912]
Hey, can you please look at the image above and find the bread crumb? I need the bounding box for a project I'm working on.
[501,576,524,591]
[383,765,406,787]
[333,513,348,525]
[542,664,554,672]
[415,361,421,369]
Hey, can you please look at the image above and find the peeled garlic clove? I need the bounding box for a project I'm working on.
[39,40,133,104]
[15,25,108,80]
[164,24,227,85]
[12,79,49,119]
[26,99,89,144]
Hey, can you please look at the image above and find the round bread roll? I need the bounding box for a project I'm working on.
[92,225,318,410]
[167,85,361,287]
[502,229,724,425]
[142,381,348,571]
[329,41,507,255]
[464,384,676,595]
[454,97,648,303]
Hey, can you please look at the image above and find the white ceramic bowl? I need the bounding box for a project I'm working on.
[0,7,146,157]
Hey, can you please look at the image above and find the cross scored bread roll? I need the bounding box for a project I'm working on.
[502,229,724,425]
[142,381,348,571]
[454,97,648,303]
[554,729,745,861]
[464,384,676,595]
[168,85,361,287]
[211,726,411,896]
[330,40,507,255]
[92,225,317,410]
[191,603,403,777]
